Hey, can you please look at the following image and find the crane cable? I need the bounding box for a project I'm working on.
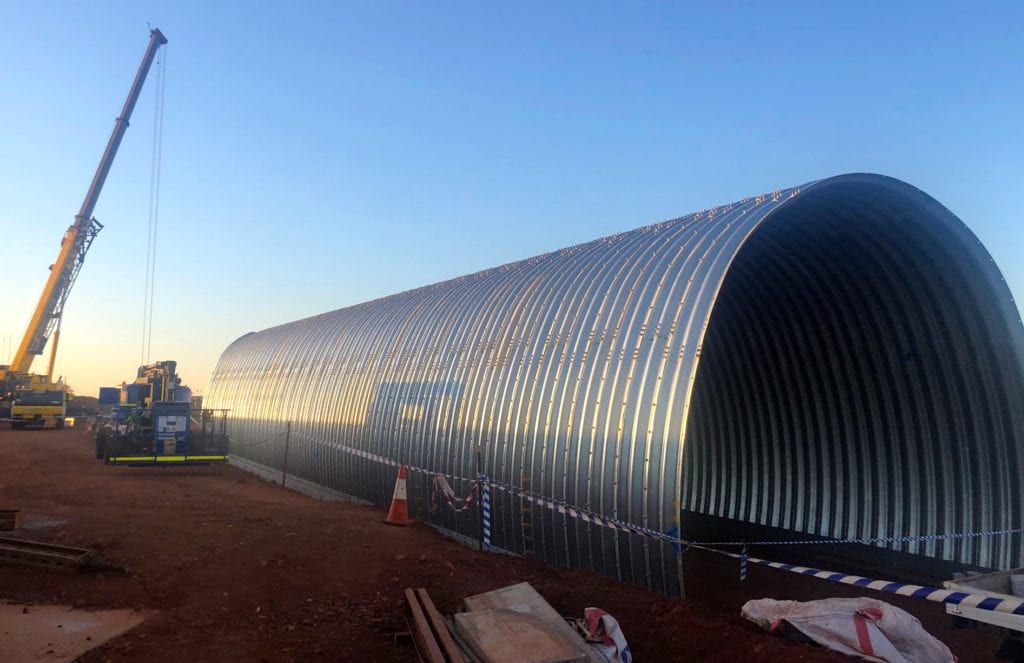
[141,43,167,365]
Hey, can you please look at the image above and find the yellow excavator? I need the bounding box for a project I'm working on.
[0,28,167,429]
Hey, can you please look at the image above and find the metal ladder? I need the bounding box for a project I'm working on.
[519,470,535,556]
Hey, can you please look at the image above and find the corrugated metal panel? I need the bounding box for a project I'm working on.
[204,173,1024,594]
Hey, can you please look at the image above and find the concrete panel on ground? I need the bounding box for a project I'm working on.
[459,582,603,663]
[0,601,145,662]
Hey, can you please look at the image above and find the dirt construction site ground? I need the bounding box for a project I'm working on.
[0,428,1007,661]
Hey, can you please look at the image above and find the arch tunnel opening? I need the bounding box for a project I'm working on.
[681,179,1024,576]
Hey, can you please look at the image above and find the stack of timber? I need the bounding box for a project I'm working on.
[0,536,97,572]
[404,588,466,663]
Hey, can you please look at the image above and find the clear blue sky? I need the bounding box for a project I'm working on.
[1,1,1021,396]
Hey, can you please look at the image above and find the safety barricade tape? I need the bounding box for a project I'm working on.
[232,431,287,448]
[256,430,1024,615]
[284,431,1022,552]
[709,546,1024,617]
[432,474,479,513]
[685,528,1024,548]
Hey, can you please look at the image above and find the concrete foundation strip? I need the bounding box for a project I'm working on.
[276,431,1024,615]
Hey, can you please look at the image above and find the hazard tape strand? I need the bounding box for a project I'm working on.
[232,431,287,448]
[252,430,1024,615]
[711,547,1024,618]
[433,474,479,513]
[281,430,1020,552]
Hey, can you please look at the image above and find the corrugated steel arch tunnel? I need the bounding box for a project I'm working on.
[205,173,1024,596]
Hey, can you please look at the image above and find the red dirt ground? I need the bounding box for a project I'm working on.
[0,428,1004,661]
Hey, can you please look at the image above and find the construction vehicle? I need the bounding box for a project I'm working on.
[94,361,229,466]
[0,29,167,427]
[9,377,67,429]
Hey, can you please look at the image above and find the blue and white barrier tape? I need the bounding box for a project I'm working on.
[289,433,404,469]
[713,547,1024,617]
[269,431,1024,616]
[690,528,1024,548]
[480,473,492,549]
[487,481,680,545]
[286,431,1021,552]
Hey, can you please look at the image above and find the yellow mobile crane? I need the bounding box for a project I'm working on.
[0,28,167,429]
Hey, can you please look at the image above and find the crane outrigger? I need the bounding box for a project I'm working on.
[1,28,167,428]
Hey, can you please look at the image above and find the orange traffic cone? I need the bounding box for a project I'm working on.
[384,464,414,526]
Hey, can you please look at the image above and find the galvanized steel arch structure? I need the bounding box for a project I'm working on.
[205,173,1024,594]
